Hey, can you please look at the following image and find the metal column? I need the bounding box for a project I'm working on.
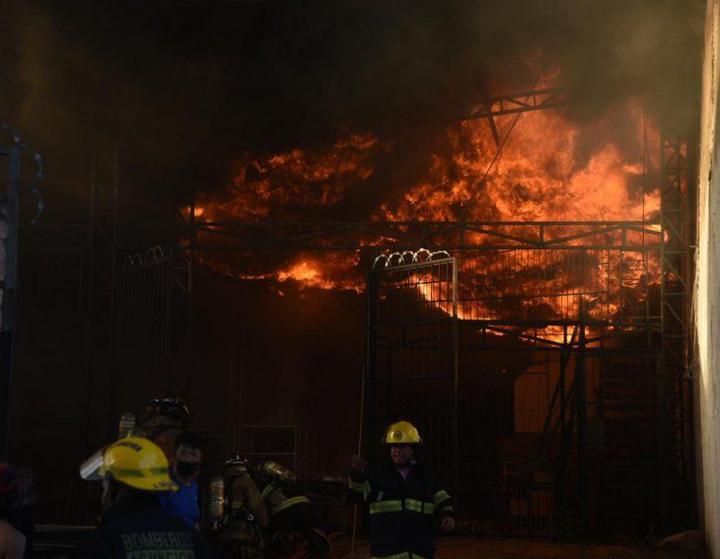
[659,135,694,529]
[83,148,119,452]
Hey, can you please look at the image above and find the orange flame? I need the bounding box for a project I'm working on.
[196,91,661,340]
[199,134,382,222]
[377,99,658,222]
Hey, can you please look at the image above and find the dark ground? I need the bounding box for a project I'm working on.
[330,536,705,559]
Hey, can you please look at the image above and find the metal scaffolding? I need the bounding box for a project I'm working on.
[81,150,195,452]
[83,148,119,452]
[659,136,694,528]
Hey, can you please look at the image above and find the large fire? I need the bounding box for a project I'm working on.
[194,89,660,336]
[199,101,657,225]
[203,133,382,221]
[377,99,658,222]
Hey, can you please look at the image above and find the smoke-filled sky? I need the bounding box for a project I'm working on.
[0,0,704,215]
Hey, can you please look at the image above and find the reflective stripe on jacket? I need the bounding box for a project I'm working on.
[347,462,453,559]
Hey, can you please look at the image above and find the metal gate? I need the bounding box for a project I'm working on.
[115,245,192,409]
[366,250,458,495]
[365,225,685,537]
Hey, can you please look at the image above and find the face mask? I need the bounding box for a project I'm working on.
[176,462,199,478]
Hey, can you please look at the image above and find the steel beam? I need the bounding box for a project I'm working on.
[461,88,568,122]
[187,220,661,251]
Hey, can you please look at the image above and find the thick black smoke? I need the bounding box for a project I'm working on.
[1,1,705,517]
[0,0,704,216]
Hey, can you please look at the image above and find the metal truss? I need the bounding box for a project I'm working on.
[658,136,694,528]
[189,218,663,350]
[462,88,567,121]
[461,88,567,144]
[191,219,660,252]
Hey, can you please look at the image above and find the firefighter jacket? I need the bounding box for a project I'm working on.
[348,461,454,559]
[75,492,213,559]
[225,469,269,528]
[218,468,268,548]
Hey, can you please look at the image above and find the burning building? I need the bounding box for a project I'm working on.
[0,0,712,551]
[179,86,687,538]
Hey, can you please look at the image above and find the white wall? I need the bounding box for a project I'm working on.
[696,1,720,554]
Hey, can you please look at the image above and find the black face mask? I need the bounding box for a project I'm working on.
[176,462,199,478]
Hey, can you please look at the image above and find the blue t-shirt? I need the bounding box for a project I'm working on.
[159,474,200,528]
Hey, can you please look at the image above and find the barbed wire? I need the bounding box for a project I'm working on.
[372,248,452,269]
[125,245,169,267]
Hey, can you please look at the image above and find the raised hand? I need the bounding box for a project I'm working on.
[351,454,367,474]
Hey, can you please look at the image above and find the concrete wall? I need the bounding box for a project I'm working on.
[696,1,720,555]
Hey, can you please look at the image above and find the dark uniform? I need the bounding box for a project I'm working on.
[348,461,454,559]
[76,492,213,559]
[216,465,267,559]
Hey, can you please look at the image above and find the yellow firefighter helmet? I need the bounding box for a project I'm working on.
[384,421,422,445]
[80,436,177,492]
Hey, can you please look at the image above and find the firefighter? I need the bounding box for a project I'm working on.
[348,421,455,559]
[136,397,191,465]
[76,436,212,558]
[253,461,330,557]
[215,454,268,559]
